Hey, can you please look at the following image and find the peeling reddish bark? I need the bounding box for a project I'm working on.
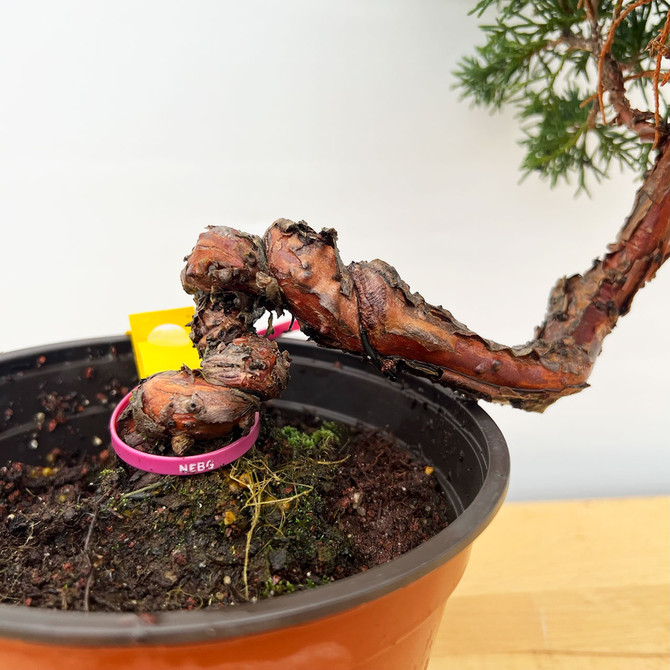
[129,227,291,454]
[264,221,364,353]
[265,144,669,411]
[201,336,290,400]
[537,144,670,349]
[131,369,259,454]
[181,227,268,298]
[130,144,669,448]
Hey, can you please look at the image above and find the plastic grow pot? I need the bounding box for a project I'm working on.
[0,336,509,670]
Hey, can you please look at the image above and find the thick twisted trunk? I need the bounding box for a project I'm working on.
[266,143,669,411]
[129,144,669,450]
[536,143,670,348]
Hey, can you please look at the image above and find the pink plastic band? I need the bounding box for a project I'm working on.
[109,320,298,475]
[110,392,259,476]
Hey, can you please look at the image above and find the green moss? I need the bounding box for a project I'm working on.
[98,416,356,602]
[277,424,338,452]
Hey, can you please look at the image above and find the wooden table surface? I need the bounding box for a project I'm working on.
[428,496,669,670]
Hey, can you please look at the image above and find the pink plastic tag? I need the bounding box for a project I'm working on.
[110,392,259,476]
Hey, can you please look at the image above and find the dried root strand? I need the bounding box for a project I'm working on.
[596,0,669,144]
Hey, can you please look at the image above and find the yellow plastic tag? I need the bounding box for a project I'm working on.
[128,307,201,379]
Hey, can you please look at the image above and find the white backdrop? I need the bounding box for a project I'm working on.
[1,1,668,500]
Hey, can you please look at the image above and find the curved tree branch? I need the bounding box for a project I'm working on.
[122,3,670,451]
[266,142,669,412]
[126,142,668,452]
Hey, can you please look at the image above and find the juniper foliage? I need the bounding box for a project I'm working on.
[454,0,670,192]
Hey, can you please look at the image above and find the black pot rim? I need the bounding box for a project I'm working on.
[0,337,509,647]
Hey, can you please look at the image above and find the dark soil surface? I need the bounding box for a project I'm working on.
[0,409,450,612]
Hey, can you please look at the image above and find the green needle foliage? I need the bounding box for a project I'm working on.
[454,0,670,192]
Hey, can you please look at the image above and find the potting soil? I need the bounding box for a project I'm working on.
[0,408,450,612]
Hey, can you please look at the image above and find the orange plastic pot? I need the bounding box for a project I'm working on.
[0,337,509,669]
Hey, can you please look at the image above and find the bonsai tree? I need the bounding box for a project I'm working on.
[1,0,668,615]
[128,0,669,451]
